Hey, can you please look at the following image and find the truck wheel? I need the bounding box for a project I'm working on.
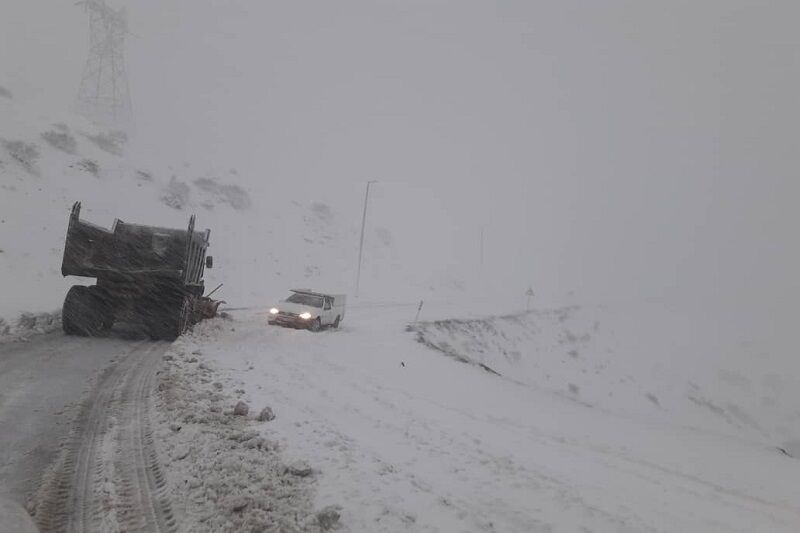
[332,316,341,329]
[62,286,82,335]
[62,286,106,336]
[147,297,191,341]
[309,318,322,332]
[88,286,115,332]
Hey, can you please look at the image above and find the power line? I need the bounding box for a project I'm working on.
[75,0,132,129]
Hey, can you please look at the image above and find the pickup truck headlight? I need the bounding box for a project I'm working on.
[269,308,279,315]
[299,312,312,320]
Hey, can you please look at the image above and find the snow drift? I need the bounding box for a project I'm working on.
[409,302,800,446]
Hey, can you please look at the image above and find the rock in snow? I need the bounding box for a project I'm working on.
[232,401,249,416]
[780,439,800,458]
[285,460,313,477]
[172,445,191,461]
[316,505,342,530]
[257,406,275,422]
[228,496,250,513]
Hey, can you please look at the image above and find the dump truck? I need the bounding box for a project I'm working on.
[60,201,218,340]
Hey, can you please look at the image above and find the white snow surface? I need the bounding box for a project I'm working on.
[179,301,800,533]
[409,304,800,445]
[0,498,37,533]
[154,320,323,532]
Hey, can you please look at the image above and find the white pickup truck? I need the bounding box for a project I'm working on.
[268,289,346,331]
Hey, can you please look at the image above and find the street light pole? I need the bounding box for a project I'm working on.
[355,180,377,297]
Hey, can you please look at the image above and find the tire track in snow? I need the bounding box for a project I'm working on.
[31,340,175,533]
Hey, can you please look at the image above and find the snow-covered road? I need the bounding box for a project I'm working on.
[0,327,172,532]
[184,305,800,532]
[3,305,798,532]
[0,331,136,501]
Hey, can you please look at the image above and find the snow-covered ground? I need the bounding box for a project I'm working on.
[3,2,799,531]
[163,302,800,532]
[153,319,321,532]
[409,302,800,447]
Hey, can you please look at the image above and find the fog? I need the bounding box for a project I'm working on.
[3,4,800,529]
[2,0,798,307]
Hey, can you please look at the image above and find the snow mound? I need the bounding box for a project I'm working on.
[0,310,61,343]
[154,319,335,532]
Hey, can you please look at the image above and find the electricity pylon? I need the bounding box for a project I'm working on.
[75,0,132,129]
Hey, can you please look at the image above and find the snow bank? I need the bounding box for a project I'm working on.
[154,318,340,532]
[0,310,61,343]
[408,302,800,445]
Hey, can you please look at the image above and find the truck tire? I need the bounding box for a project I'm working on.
[309,317,322,332]
[332,316,341,329]
[62,286,82,335]
[62,285,107,336]
[87,286,115,332]
[146,296,191,341]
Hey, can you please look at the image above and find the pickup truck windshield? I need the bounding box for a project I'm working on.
[286,293,323,308]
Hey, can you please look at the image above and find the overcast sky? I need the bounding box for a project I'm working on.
[2,0,798,305]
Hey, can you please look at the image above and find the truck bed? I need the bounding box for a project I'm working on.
[61,202,209,282]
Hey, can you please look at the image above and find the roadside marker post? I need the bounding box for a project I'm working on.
[414,300,424,324]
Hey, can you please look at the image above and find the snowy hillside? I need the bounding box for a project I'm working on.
[0,92,465,324]
[409,303,800,450]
